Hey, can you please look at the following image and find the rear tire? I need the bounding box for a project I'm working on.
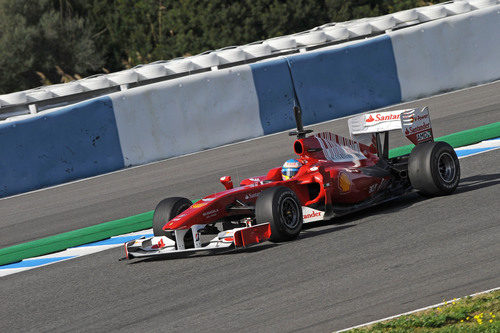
[408,141,460,196]
[255,187,303,242]
[153,197,192,236]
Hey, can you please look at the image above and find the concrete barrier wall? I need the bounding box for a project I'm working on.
[110,34,402,166]
[0,97,123,197]
[250,58,297,134]
[287,35,401,127]
[110,66,264,166]
[250,36,402,134]
[390,6,500,100]
[1,5,499,197]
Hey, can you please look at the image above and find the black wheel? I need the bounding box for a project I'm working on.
[255,187,303,242]
[153,197,192,236]
[408,141,460,196]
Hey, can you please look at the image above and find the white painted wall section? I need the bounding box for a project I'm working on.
[110,66,264,166]
[390,5,500,101]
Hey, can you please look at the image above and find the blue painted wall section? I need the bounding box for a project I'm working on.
[251,35,402,133]
[0,97,124,197]
[250,58,297,134]
[288,35,401,125]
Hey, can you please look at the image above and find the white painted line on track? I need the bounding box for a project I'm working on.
[0,229,153,277]
[336,286,500,332]
[1,138,499,278]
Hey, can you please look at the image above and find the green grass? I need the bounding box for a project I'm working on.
[347,290,500,332]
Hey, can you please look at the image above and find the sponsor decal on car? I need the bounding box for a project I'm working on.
[405,113,429,124]
[338,172,351,193]
[416,130,432,142]
[244,192,260,200]
[404,122,431,135]
[365,112,401,124]
[401,107,434,144]
[303,211,322,219]
[202,209,219,218]
[192,202,207,208]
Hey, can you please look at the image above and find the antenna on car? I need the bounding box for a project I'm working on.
[285,59,313,139]
[289,105,313,139]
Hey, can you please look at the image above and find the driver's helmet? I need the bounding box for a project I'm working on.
[282,159,302,180]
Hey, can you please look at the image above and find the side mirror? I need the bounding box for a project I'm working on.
[220,176,233,190]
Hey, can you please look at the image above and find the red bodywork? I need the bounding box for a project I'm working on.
[161,132,388,232]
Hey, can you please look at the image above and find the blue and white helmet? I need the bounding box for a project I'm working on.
[282,159,302,180]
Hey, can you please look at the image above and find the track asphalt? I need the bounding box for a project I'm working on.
[1,145,498,332]
[0,81,499,332]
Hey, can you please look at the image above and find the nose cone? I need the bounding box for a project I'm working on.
[162,208,196,230]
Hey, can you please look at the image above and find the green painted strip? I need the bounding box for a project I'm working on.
[0,211,153,266]
[1,122,499,267]
[389,122,500,158]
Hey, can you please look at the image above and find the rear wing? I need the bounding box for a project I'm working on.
[400,107,434,145]
[348,107,434,146]
[347,107,434,157]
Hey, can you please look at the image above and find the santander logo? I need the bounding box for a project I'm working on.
[366,113,400,123]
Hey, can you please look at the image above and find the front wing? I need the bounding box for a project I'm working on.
[123,223,272,259]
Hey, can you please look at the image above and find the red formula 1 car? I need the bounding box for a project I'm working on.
[123,106,460,260]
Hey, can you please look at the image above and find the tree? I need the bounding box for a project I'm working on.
[95,0,445,67]
[0,0,446,93]
[0,0,103,94]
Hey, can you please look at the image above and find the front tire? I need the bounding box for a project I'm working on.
[255,187,303,242]
[153,197,192,236]
[408,141,460,196]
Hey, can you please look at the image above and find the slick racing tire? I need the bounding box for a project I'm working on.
[408,141,460,196]
[255,186,303,242]
[153,197,192,237]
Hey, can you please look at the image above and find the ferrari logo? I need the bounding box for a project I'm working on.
[338,172,351,193]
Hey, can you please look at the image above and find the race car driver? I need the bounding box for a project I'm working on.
[281,159,303,180]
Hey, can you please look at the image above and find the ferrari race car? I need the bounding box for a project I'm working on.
[122,106,460,260]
